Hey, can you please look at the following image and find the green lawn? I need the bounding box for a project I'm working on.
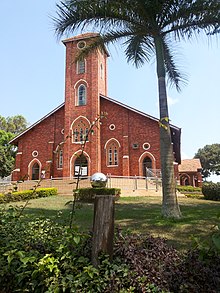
[4,194,220,251]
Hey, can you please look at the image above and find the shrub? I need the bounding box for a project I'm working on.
[0,207,220,292]
[184,193,204,199]
[114,233,220,292]
[0,207,144,293]
[77,187,121,202]
[192,219,220,258]
[0,188,57,204]
[176,185,202,193]
[202,182,220,201]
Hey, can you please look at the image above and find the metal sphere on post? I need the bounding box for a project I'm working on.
[90,172,108,188]
[91,172,115,267]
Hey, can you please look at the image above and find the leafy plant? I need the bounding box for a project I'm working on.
[77,187,121,202]
[1,205,220,292]
[194,144,220,178]
[202,182,220,201]
[176,185,202,193]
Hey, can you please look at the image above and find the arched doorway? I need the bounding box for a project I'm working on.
[74,154,88,176]
[32,162,40,180]
[143,157,152,177]
[180,174,190,186]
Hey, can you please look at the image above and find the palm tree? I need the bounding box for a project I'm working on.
[53,0,220,218]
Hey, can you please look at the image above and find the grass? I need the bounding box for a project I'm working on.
[2,194,220,251]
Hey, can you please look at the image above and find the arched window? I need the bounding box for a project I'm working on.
[105,139,120,166]
[100,63,103,79]
[58,149,63,168]
[32,162,40,180]
[71,117,90,143]
[77,59,85,74]
[78,84,86,106]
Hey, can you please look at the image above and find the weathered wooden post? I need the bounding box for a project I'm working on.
[92,194,115,267]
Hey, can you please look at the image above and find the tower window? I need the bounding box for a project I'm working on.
[77,59,85,74]
[77,41,86,49]
[78,84,86,106]
[100,63,103,79]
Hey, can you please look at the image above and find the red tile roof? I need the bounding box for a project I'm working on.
[179,159,202,172]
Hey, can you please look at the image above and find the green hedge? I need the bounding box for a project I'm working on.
[184,193,204,199]
[202,182,220,201]
[176,185,202,193]
[0,188,58,204]
[76,187,121,202]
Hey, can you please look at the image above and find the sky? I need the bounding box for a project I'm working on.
[1,1,220,181]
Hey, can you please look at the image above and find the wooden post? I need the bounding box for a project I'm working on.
[92,195,115,267]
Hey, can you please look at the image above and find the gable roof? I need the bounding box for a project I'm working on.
[10,95,181,148]
[178,159,202,172]
[10,102,65,145]
[100,94,181,131]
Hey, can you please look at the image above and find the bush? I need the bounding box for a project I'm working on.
[77,187,121,202]
[184,193,203,199]
[0,207,141,293]
[202,182,220,201]
[0,188,57,204]
[0,207,220,292]
[114,233,220,293]
[176,185,202,193]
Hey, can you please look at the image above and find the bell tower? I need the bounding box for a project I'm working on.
[62,33,109,177]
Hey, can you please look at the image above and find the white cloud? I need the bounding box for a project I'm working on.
[167,96,179,106]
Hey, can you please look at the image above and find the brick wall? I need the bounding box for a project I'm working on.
[12,107,64,181]
[100,98,161,176]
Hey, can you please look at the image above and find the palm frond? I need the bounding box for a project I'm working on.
[123,33,155,68]
[53,0,142,39]
[162,36,187,92]
[161,0,220,40]
[54,0,220,90]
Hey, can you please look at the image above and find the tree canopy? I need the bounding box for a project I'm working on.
[194,144,220,178]
[0,130,15,178]
[0,115,28,178]
[0,115,28,135]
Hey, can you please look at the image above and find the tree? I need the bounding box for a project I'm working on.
[194,144,220,179]
[0,115,28,135]
[54,0,220,218]
[0,115,28,178]
[0,130,16,178]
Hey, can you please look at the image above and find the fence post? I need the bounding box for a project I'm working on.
[145,177,148,190]
[92,195,115,267]
[156,177,159,192]
[134,175,137,191]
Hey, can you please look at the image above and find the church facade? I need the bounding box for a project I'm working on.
[11,33,181,182]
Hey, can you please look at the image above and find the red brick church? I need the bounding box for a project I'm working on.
[11,33,187,184]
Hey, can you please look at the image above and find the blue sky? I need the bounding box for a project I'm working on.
[1,1,220,181]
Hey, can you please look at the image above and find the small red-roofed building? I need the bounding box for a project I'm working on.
[178,159,203,187]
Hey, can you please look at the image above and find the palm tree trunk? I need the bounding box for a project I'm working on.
[154,36,181,219]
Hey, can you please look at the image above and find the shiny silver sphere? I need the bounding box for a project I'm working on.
[91,172,107,188]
